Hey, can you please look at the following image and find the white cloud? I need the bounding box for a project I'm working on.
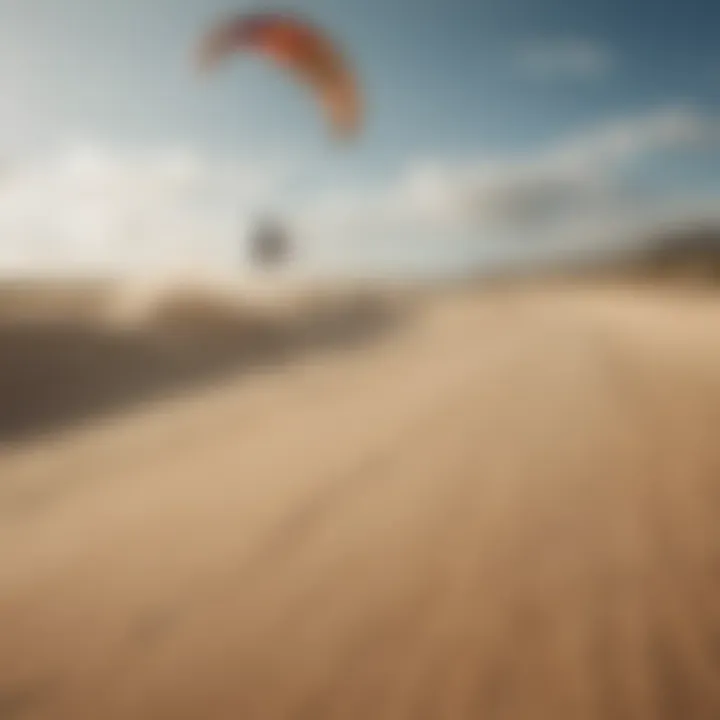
[0,106,717,278]
[515,38,614,80]
[452,106,716,230]
[297,106,720,265]
[0,142,289,274]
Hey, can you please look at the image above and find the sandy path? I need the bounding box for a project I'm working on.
[2,284,720,719]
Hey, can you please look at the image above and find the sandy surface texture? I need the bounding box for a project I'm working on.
[1,280,720,719]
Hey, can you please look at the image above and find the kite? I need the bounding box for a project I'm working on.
[197,10,363,141]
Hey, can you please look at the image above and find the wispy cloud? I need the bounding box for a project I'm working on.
[298,106,720,258]
[0,107,717,277]
[515,38,615,80]
[450,106,716,230]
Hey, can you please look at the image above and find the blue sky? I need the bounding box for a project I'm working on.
[0,0,719,274]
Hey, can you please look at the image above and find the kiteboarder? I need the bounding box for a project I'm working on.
[248,214,291,269]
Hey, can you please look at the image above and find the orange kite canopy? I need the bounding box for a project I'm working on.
[196,10,363,142]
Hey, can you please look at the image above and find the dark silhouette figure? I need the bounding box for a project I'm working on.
[249,216,291,269]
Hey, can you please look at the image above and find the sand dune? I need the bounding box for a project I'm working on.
[0,278,404,444]
[1,278,720,719]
